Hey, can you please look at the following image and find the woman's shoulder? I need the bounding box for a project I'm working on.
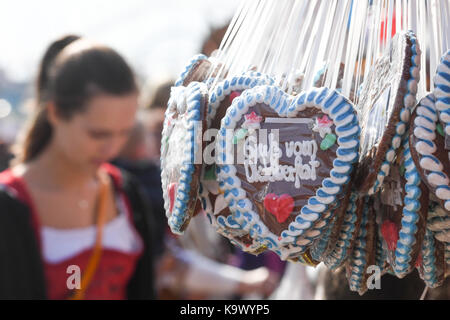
[0,169,34,225]
[0,168,26,204]
[101,162,141,194]
[102,162,152,216]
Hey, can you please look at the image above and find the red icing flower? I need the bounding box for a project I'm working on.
[229,91,241,104]
[264,193,294,223]
[381,220,399,251]
[415,253,423,268]
[317,114,333,127]
[168,182,178,213]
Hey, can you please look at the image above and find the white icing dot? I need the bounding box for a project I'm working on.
[305,229,321,238]
[436,187,450,201]
[408,80,418,94]
[420,157,443,172]
[414,116,435,131]
[404,94,416,108]
[297,238,311,246]
[417,106,438,122]
[411,67,420,80]
[427,172,449,186]
[396,123,406,135]
[392,136,401,149]
[386,150,395,162]
[317,195,336,204]
[416,141,436,155]
[414,127,436,141]
[437,109,450,123]
[400,109,410,122]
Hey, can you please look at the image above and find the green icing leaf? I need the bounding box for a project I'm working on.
[204,164,216,180]
[233,128,248,144]
[437,123,445,137]
[320,133,337,150]
[399,164,406,177]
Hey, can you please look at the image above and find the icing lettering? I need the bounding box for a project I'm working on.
[243,132,320,188]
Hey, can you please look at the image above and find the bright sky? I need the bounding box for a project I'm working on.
[0,0,240,83]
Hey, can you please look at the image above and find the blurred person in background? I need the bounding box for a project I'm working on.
[0,35,156,299]
[0,138,13,172]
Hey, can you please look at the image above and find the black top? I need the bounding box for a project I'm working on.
[0,165,157,300]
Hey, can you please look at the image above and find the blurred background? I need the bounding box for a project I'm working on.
[0,0,239,146]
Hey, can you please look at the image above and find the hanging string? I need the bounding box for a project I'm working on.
[205,0,449,103]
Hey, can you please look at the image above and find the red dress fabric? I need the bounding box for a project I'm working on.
[0,164,143,300]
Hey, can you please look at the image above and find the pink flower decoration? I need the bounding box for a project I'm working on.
[317,114,333,127]
[244,111,263,124]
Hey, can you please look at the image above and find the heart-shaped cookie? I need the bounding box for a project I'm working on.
[433,50,450,149]
[355,30,421,195]
[161,81,208,234]
[216,85,360,256]
[409,93,450,212]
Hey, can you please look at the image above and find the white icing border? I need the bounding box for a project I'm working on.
[411,93,450,211]
[433,50,450,136]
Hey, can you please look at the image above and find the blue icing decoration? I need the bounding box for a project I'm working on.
[307,91,317,102]
[174,54,207,87]
[296,93,307,105]
[316,88,329,104]
[324,91,340,109]
[393,138,423,277]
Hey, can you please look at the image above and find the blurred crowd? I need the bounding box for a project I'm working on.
[0,22,448,301]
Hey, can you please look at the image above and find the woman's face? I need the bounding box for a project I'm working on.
[50,93,139,172]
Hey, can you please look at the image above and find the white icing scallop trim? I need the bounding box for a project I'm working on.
[347,197,370,293]
[418,228,443,288]
[393,137,423,278]
[324,192,358,270]
[433,50,450,136]
[412,93,450,211]
[174,54,208,87]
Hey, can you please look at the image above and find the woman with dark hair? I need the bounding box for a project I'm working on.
[0,35,156,300]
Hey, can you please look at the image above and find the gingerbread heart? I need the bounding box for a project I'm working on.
[355,31,421,195]
[216,85,360,255]
[433,50,450,149]
[264,193,294,223]
[161,81,208,234]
